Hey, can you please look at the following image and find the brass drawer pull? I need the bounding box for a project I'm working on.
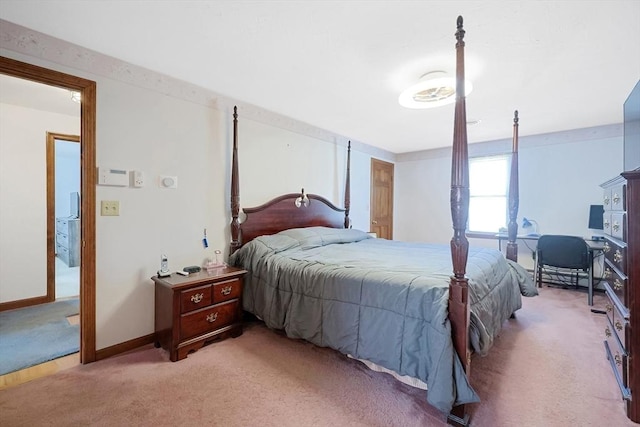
[206,312,218,323]
[605,327,611,337]
[615,354,622,366]
[604,219,610,230]
[613,222,620,232]
[604,242,611,253]
[615,320,623,332]
[606,304,613,313]
[191,293,204,303]
[614,250,623,263]
[614,279,623,291]
[604,268,612,278]
[221,286,233,296]
[613,194,620,204]
[604,196,610,205]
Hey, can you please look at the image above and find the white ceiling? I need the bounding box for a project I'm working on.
[1,1,639,154]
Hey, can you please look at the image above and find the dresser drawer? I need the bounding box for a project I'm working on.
[180,300,239,340]
[605,294,628,351]
[181,284,212,313]
[56,243,69,265]
[56,218,67,233]
[56,231,69,247]
[610,212,626,241]
[212,278,242,303]
[604,239,627,273]
[604,264,628,304]
[610,184,626,211]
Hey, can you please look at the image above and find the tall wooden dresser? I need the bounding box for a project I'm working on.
[601,169,640,422]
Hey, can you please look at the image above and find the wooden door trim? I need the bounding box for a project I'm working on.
[0,56,97,364]
[46,132,80,302]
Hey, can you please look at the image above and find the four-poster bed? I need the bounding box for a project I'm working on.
[227,17,535,425]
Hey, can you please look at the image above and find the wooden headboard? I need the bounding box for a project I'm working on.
[229,107,351,253]
[239,193,346,245]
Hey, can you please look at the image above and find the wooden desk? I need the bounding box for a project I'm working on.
[496,234,605,306]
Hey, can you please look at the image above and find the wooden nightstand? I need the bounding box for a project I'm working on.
[152,266,247,361]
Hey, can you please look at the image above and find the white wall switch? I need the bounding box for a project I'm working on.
[100,200,120,216]
[98,167,129,186]
[160,175,178,189]
[131,170,145,188]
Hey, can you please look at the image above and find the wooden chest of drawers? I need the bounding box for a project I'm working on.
[56,217,80,267]
[601,170,640,421]
[153,266,247,361]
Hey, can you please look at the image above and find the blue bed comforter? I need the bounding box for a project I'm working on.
[229,227,537,413]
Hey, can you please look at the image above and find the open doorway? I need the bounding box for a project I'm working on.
[47,133,81,301]
[0,56,97,365]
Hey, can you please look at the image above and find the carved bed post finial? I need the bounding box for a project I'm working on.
[344,141,351,228]
[230,106,241,254]
[506,110,520,262]
[448,14,471,427]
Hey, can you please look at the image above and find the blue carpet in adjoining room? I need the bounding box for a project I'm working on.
[0,299,79,375]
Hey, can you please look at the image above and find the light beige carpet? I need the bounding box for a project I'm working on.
[0,287,634,426]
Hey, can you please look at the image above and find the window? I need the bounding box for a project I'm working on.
[468,155,510,233]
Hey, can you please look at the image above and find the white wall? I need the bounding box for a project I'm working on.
[0,27,388,349]
[394,125,623,270]
[0,103,79,302]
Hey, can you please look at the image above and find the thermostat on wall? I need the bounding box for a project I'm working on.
[97,167,129,186]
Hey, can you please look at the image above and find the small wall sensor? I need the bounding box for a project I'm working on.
[160,175,178,189]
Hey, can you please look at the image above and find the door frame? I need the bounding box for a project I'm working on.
[47,132,81,301]
[0,56,97,364]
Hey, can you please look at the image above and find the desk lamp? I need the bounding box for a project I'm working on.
[522,217,539,236]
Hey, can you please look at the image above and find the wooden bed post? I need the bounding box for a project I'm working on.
[344,141,351,229]
[448,16,471,427]
[506,110,520,262]
[230,106,241,254]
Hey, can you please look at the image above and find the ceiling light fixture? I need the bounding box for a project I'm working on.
[398,71,472,109]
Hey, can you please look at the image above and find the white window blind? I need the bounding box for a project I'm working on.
[468,155,510,233]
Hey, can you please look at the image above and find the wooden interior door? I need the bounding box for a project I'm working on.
[370,158,394,239]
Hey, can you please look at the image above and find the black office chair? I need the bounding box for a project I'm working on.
[535,235,590,289]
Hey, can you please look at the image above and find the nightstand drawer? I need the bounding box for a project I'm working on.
[212,278,241,303]
[181,284,212,313]
[180,300,238,340]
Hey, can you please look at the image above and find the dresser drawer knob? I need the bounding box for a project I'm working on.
[604,242,611,253]
[191,293,204,304]
[614,250,623,263]
[614,279,623,291]
[604,196,610,205]
[613,194,620,204]
[604,219,610,230]
[221,286,233,296]
[604,268,612,279]
[606,304,613,313]
[615,320,623,332]
[615,353,622,366]
[605,327,611,337]
[612,222,620,232]
[206,312,218,323]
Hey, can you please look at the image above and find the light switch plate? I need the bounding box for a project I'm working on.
[131,170,144,188]
[101,200,120,216]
